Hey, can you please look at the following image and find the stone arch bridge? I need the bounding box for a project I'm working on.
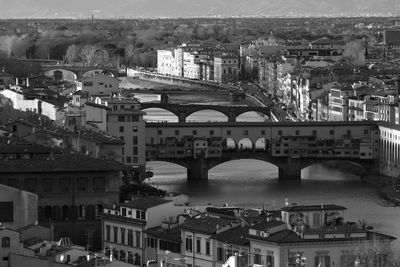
[140,103,271,122]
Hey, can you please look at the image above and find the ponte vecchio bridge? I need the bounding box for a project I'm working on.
[145,121,382,180]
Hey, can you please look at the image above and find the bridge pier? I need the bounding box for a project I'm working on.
[187,158,209,181]
[178,112,186,123]
[278,167,301,180]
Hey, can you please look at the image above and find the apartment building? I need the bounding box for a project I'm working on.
[214,55,239,84]
[101,197,186,266]
[100,97,146,172]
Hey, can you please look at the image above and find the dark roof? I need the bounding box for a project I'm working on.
[119,197,172,210]
[73,90,89,96]
[281,204,346,212]
[85,101,111,110]
[212,225,249,246]
[145,226,182,243]
[248,229,303,243]
[0,144,62,154]
[248,230,396,244]
[6,120,34,127]
[99,213,147,225]
[0,154,128,173]
[384,30,400,45]
[249,220,286,231]
[180,216,236,235]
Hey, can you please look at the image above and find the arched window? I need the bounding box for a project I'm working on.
[119,250,126,262]
[86,205,96,220]
[112,248,118,260]
[96,204,104,216]
[62,205,70,220]
[134,253,141,266]
[127,252,134,264]
[1,237,10,247]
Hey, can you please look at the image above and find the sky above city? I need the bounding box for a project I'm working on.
[1,0,400,19]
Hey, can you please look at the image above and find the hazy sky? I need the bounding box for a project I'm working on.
[0,0,399,18]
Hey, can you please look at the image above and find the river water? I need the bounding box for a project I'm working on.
[133,91,400,246]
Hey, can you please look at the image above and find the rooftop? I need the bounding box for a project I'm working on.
[281,204,347,212]
[118,197,172,210]
[145,226,181,243]
[0,153,128,173]
[180,216,237,235]
[212,225,249,246]
[249,220,286,231]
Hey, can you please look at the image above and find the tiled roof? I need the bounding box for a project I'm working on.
[249,220,286,231]
[248,229,303,243]
[0,154,128,173]
[212,225,249,246]
[281,204,346,212]
[180,216,237,235]
[145,226,181,243]
[119,197,172,210]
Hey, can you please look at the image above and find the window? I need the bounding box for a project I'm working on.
[118,115,125,122]
[0,201,13,222]
[205,240,210,255]
[185,236,193,252]
[175,130,180,136]
[196,238,201,253]
[254,253,262,265]
[133,136,138,145]
[133,126,138,132]
[128,230,133,246]
[278,130,282,135]
[135,231,141,248]
[1,237,10,247]
[364,129,369,135]
[315,255,330,267]
[83,81,93,87]
[217,247,224,261]
[261,130,266,135]
[158,130,163,135]
[106,225,111,241]
[312,130,317,135]
[121,228,126,245]
[210,130,214,136]
[330,130,334,135]
[113,227,118,243]
[346,130,351,135]
[126,157,131,163]
[227,130,231,135]
[266,252,274,267]
[244,130,248,135]
[193,130,197,135]
[295,130,300,135]
[133,147,138,155]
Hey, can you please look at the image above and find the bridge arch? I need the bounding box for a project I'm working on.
[186,109,229,122]
[235,110,269,122]
[142,108,179,122]
[225,137,237,150]
[44,69,77,81]
[238,138,254,151]
[301,160,369,180]
[255,138,269,151]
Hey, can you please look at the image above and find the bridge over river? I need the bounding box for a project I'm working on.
[145,121,381,180]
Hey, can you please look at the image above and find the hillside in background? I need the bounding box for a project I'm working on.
[2,0,400,19]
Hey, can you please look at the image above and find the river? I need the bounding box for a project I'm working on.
[133,91,400,246]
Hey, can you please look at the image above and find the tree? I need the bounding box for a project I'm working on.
[79,45,98,67]
[348,237,398,267]
[343,40,366,63]
[65,44,80,64]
